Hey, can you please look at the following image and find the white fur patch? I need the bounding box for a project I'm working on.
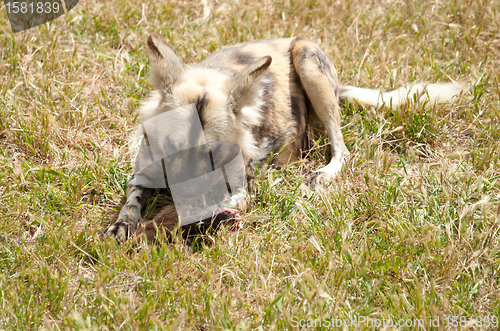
[311,119,349,181]
[138,90,162,121]
[228,189,247,207]
[235,85,268,160]
[314,159,343,178]
[236,126,259,160]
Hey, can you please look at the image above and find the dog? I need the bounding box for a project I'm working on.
[104,35,463,241]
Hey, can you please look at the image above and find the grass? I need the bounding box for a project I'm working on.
[1,0,500,329]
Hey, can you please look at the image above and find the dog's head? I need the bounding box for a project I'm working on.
[141,35,272,144]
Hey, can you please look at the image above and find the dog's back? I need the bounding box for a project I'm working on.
[191,38,310,166]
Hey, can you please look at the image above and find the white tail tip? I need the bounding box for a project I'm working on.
[340,82,465,109]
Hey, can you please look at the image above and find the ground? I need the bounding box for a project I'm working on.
[0,0,499,329]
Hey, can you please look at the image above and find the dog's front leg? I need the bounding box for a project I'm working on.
[104,182,152,241]
[290,39,349,188]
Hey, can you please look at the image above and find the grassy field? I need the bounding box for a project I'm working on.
[1,0,500,329]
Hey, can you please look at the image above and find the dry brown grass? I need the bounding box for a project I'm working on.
[1,0,499,329]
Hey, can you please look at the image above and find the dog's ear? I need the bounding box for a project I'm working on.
[229,56,272,111]
[147,35,184,92]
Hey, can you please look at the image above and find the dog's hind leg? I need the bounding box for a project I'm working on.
[290,38,348,188]
[104,181,152,242]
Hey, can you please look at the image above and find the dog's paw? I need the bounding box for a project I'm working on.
[103,221,133,242]
[306,160,343,189]
[305,171,334,189]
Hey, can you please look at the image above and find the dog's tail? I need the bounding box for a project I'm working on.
[339,82,464,109]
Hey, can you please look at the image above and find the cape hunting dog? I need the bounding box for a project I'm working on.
[104,35,463,241]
